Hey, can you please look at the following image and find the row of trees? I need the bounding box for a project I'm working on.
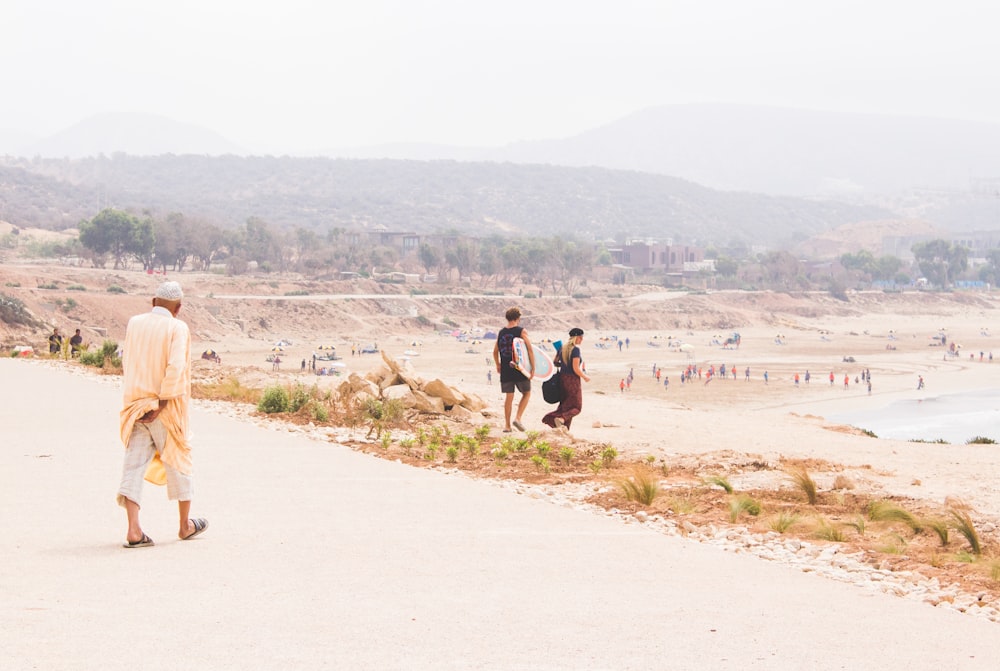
[71,208,606,292]
[68,207,997,291]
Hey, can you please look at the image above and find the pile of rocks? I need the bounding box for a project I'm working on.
[336,351,489,420]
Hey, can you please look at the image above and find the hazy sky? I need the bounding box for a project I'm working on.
[3,1,998,153]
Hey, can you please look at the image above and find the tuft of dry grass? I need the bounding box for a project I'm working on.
[619,468,661,506]
[193,376,262,404]
[728,494,761,522]
[867,500,922,533]
[706,475,734,494]
[949,506,982,555]
[813,517,845,542]
[924,518,950,547]
[767,511,800,533]
[832,474,855,490]
[787,468,817,505]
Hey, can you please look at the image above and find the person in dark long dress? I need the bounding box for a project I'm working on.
[542,327,591,430]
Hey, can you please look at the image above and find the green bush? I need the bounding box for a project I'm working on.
[258,385,290,413]
[67,284,86,291]
[107,285,127,294]
[79,339,120,368]
[288,383,312,412]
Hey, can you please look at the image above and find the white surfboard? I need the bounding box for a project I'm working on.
[512,336,554,380]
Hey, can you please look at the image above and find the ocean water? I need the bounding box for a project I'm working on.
[831,389,1000,444]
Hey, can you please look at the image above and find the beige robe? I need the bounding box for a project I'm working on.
[118,307,192,483]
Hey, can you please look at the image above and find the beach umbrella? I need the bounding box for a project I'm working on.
[271,346,285,352]
[202,349,216,356]
[316,344,335,350]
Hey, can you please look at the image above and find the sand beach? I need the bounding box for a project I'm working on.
[2,264,1000,668]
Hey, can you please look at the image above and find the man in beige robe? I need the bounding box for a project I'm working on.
[117,281,208,548]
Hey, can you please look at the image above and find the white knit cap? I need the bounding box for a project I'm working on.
[155,281,184,301]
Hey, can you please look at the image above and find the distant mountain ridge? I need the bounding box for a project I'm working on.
[14,112,245,158]
[329,104,1000,197]
[5,105,1000,199]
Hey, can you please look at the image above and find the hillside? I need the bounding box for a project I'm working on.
[0,155,889,248]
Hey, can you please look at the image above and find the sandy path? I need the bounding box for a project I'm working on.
[2,358,999,670]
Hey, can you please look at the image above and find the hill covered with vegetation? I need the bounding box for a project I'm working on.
[0,155,889,248]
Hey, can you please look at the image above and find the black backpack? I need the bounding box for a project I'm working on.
[542,375,563,404]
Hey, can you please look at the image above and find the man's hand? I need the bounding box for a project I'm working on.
[139,400,168,423]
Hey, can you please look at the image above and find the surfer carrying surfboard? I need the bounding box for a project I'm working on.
[493,307,535,432]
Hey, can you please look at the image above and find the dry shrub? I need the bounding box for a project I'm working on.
[832,475,855,490]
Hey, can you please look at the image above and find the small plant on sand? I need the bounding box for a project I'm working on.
[425,442,438,461]
[867,500,922,533]
[499,436,520,453]
[524,430,540,446]
[925,518,950,546]
[559,447,575,465]
[399,438,415,456]
[706,475,734,494]
[620,469,661,506]
[966,435,997,444]
[474,425,491,441]
[787,467,817,505]
[289,383,312,412]
[535,442,552,458]
[859,428,878,438]
[990,561,1000,582]
[768,511,800,534]
[258,384,290,414]
[491,446,509,464]
[813,517,846,542]
[601,446,618,466]
[530,455,551,473]
[445,446,459,463]
[362,398,404,439]
[665,495,696,515]
[588,460,603,474]
[728,494,760,522]
[877,533,908,554]
[309,401,329,423]
[949,507,982,555]
[844,515,867,537]
[462,436,480,459]
[416,428,427,447]
[659,459,669,477]
[645,455,656,466]
[380,431,393,451]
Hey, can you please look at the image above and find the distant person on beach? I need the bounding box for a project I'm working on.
[116,281,208,548]
[917,375,925,390]
[48,327,63,354]
[493,306,534,433]
[829,372,835,386]
[69,328,83,357]
[542,327,590,431]
[763,371,768,384]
